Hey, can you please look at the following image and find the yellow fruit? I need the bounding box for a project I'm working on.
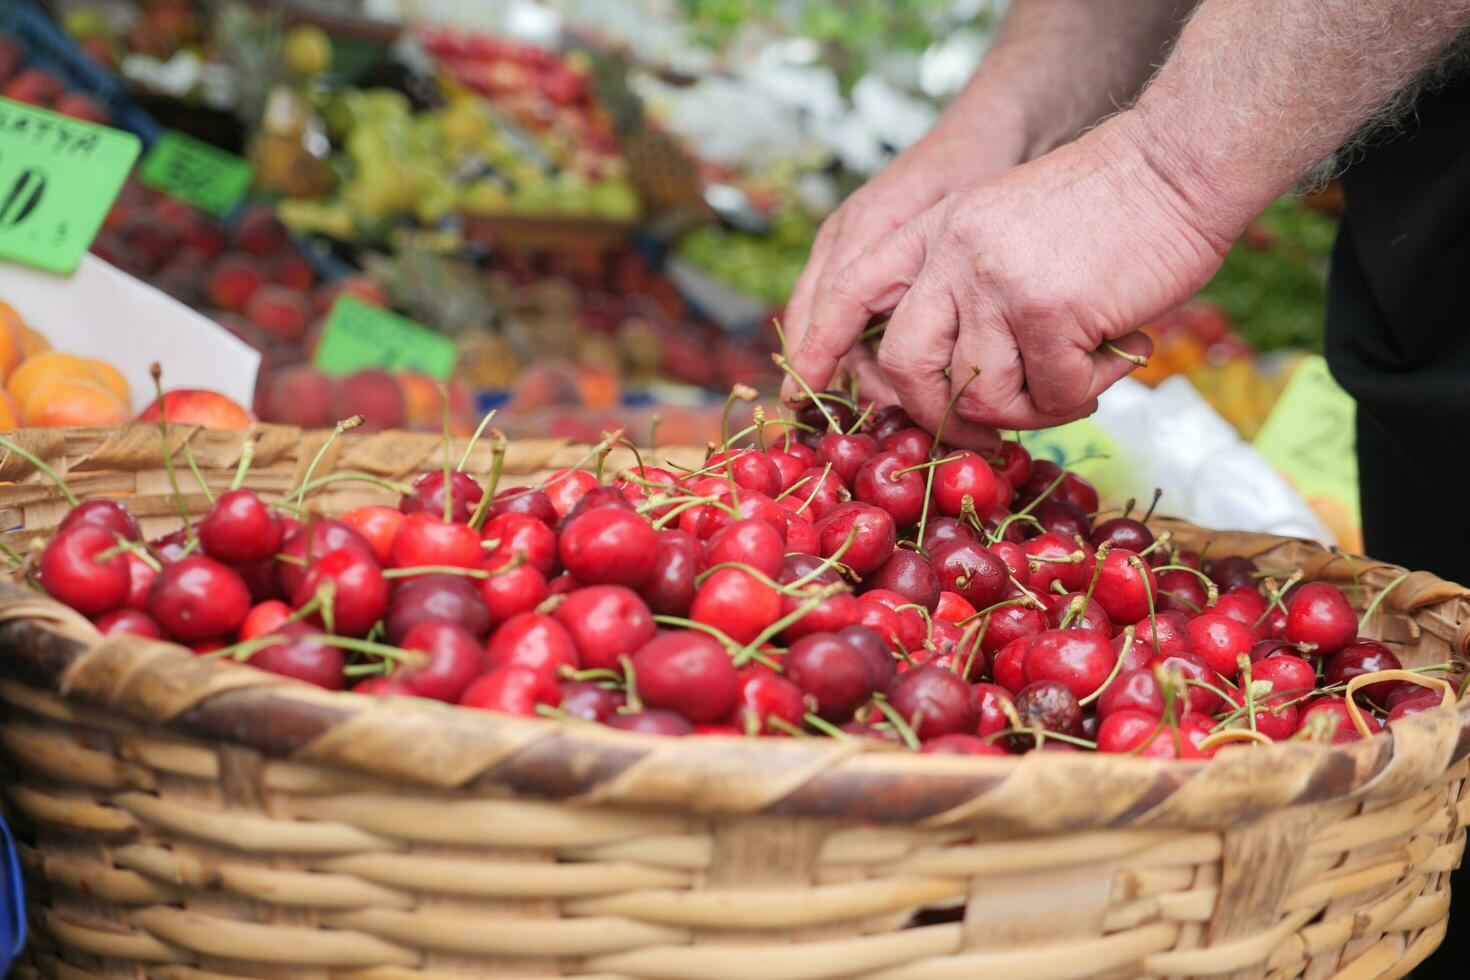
[284,25,332,77]
[8,351,130,413]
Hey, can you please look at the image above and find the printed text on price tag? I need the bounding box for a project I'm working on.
[314,295,457,381]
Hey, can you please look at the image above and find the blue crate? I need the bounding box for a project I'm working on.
[0,813,24,975]
[0,0,162,143]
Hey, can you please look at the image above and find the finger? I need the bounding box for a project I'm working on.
[780,218,842,358]
[1084,330,1153,396]
[949,320,1108,430]
[875,269,993,450]
[844,348,899,406]
[783,215,932,405]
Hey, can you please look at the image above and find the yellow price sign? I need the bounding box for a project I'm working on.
[1016,418,1128,503]
[1252,354,1360,526]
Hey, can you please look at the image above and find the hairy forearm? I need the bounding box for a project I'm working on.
[937,0,1194,160]
[1131,0,1470,244]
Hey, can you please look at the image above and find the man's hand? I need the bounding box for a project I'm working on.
[781,126,1029,407]
[782,116,1233,442]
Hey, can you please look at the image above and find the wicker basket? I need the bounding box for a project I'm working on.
[1,424,1468,979]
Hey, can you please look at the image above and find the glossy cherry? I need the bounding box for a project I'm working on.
[482,512,558,577]
[784,632,877,721]
[880,428,935,465]
[385,573,491,642]
[1024,629,1115,701]
[148,554,250,641]
[559,681,625,722]
[817,431,878,486]
[294,547,388,636]
[460,664,559,715]
[606,709,694,736]
[705,518,785,580]
[1045,592,1113,635]
[1090,549,1157,624]
[276,519,376,596]
[479,563,548,623]
[853,451,926,527]
[239,599,291,640]
[1185,613,1258,679]
[706,447,782,498]
[486,486,559,526]
[551,584,656,671]
[1150,650,1225,715]
[690,567,780,645]
[1097,669,1165,719]
[839,624,897,690]
[1212,587,1267,627]
[541,468,600,518]
[1284,582,1357,656]
[631,630,739,723]
[1324,640,1402,708]
[734,667,806,735]
[1097,710,1202,758]
[780,466,849,521]
[339,505,405,564]
[1033,499,1090,540]
[1157,569,1208,615]
[58,498,141,542]
[395,621,483,703]
[928,540,1008,610]
[920,516,979,553]
[1251,653,1318,699]
[640,529,702,616]
[558,507,658,587]
[1205,556,1258,592]
[247,623,345,690]
[987,440,1033,490]
[399,470,484,524]
[1089,517,1153,554]
[40,525,132,616]
[814,503,896,576]
[390,512,483,570]
[931,450,997,521]
[94,608,164,639]
[973,683,1015,737]
[863,549,941,610]
[886,664,979,740]
[484,612,578,678]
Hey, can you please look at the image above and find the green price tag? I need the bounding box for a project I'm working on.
[1017,418,1129,503]
[314,295,457,381]
[138,129,253,216]
[1253,355,1359,520]
[0,97,140,274]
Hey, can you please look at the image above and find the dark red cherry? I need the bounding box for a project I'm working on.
[58,498,141,542]
[385,573,491,642]
[886,665,979,741]
[148,554,250,641]
[395,621,483,703]
[631,630,739,723]
[400,470,484,524]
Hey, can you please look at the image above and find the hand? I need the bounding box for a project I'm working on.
[782,113,1235,444]
[781,121,1030,405]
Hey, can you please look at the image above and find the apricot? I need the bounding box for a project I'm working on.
[332,369,405,432]
[21,376,129,427]
[0,390,19,431]
[8,351,130,412]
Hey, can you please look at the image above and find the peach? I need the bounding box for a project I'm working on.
[206,255,266,311]
[232,206,289,256]
[257,364,333,427]
[138,389,254,429]
[332,369,405,432]
[21,376,129,428]
[399,371,441,429]
[269,253,316,291]
[2,68,64,106]
[245,285,311,343]
[8,351,129,412]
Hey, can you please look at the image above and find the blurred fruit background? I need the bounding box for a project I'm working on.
[2,0,1345,533]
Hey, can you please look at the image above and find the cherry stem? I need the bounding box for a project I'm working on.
[1358,572,1410,631]
[650,615,742,655]
[958,619,986,680]
[891,453,966,479]
[0,541,25,569]
[869,693,921,750]
[766,715,811,738]
[895,603,936,650]
[1239,654,1259,735]
[149,363,197,542]
[615,436,647,477]
[1080,626,1136,707]
[1330,547,1363,593]
[1140,488,1163,524]
[914,366,982,555]
[801,713,851,740]
[179,436,214,507]
[457,409,498,472]
[773,473,815,502]
[795,463,836,516]
[1101,341,1148,367]
[1160,591,1202,615]
[468,432,508,531]
[987,512,1044,545]
[771,352,840,432]
[618,655,642,712]
[720,385,758,447]
[694,561,803,596]
[0,435,79,506]
[737,584,846,664]
[789,526,859,589]
[229,435,257,492]
[648,494,738,530]
[846,402,875,436]
[1137,532,1172,560]
[289,416,365,507]
[382,564,505,580]
[1254,570,1303,628]
[955,594,1041,628]
[1149,562,1218,605]
[94,535,163,572]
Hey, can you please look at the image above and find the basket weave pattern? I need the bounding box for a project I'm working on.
[1,425,1468,979]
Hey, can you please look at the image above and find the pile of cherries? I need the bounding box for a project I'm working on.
[24,392,1454,757]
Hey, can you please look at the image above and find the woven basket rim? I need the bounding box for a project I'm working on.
[3,425,1470,832]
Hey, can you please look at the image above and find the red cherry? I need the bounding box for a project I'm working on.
[631,630,738,723]
[927,540,1008,610]
[856,600,904,651]
[1324,640,1402,708]
[559,680,625,722]
[94,608,163,639]
[1088,517,1153,554]
[606,710,694,736]
[390,513,483,570]
[247,623,345,689]
[863,549,941,610]
[1150,650,1225,715]
[1249,695,1300,740]
[931,450,997,520]
[1387,694,1443,722]
[784,513,819,555]
[973,682,1015,737]
[1251,653,1317,699]
[779,466,849,521]
[990,637,1029,693]
[860,589,928,651]
[558,508,658,587]
[354,677,417,698]
[614,465,680,520]
[149,555,250,641]
[886,665,979,741]
[681,483,786,541]
[766,450,808,492]
[395,621,483,702]
[734,666,805,735]
[1206,556,1259,592]
[867,404,914,444]
[991,540,1030,585]
[1154,568,1207,616]
[690,568,780,645]
[705,518,785,580]
[1212,587,1267,627]
[784,632,877,720]
[460,665,559,715]
[921,734,1008,755]
[339,505,405,564]
[295,548,388,636]
[479,563,548,622]
[152,527,194,563]
[777,573,859,643]
[1131,612,1193,658]
[385,574,491,642]
[839,624,897,690]
[852,452,925,527]
[484,612,578,678]
[1022,532,1093,594]
[1023,629,1115,701]
[1297,696,1382,741]
[558,485,636,528]
[639,529,702,616]
[1045,592,1114,634]
[486,486,559,526]
[551,585,656,671]
[482,512,558,577]
[123,552,157,610]
[41,525,132,616]
[817,431,878,486]
[1186,613,1258,679]
[988,440,1032,489]
[920,516,980,553]
[276,519,376,596]
[1097,669,1164,719]
[1085,550,1157,624]
[934,591,977,624]
[880,427,935,465]
[979,603,1047,656]
[1097,710,1202,758]
[58,499,141,542]
[541,468,600,518]
[814,503,896,576]
[706,447,781,498]
[1033,499,1091,540]
[240,599,291,640]
[399,470,484,524]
